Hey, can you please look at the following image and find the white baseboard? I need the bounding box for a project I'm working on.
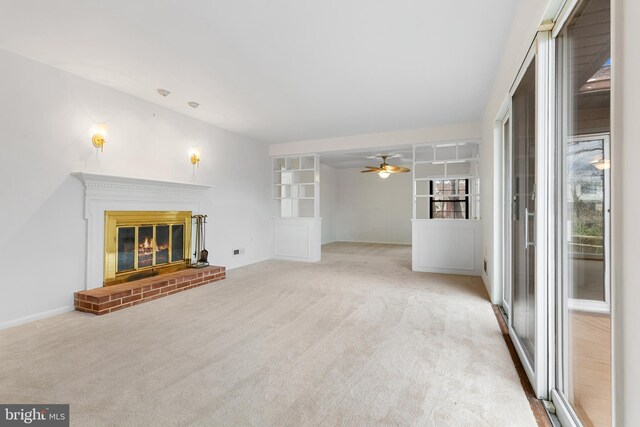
[480,273,494,301]
[272,255,321,262]
[0,305,75,331]
[412,266,481,276]
[226,257,272,271]
[327,240,412,246]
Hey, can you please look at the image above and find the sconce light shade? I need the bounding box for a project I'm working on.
[91,124,108,152]
[190,149,201,167]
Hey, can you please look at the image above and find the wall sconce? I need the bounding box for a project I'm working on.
[90,124,108,152]
[190,149,201,168]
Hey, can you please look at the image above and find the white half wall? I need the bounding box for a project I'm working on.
[333,167,412,244]
[272,218,321,262]
[412,220,482,275]
[0,49,272,329]
[320,164,338,244]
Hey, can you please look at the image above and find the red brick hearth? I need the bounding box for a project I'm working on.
[74,266,225,315]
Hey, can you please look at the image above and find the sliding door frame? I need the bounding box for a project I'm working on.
[495,0,614,421]
[550,1,613,424]
[498,30,553,399]
[497,106,512,319]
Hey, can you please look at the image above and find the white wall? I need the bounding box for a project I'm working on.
[332,167,412,244]
[612,0,640,421]
[0,49,272,328]
[320,164,338,244]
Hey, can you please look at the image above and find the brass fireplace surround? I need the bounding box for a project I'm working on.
[104,211,192,286]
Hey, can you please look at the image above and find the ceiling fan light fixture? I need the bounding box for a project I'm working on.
[590,158,610,170]
[361,154,410,178]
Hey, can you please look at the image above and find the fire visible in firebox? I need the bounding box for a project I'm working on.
[138,226,154,267]
[108,211,191,284]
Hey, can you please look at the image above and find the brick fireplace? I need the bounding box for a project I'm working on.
[72,173,224,315]
[75,266,225,315]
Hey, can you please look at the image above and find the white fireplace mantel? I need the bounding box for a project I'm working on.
[72,172,212,290]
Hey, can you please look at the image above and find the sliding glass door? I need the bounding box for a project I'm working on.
[502,33,550,397]
[553,0,612,425]
[497,0,613,421]
[511,59,537,368]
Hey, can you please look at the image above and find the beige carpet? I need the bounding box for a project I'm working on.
[0,242,535,426]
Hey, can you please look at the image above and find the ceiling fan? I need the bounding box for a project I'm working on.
[361,155,411,179]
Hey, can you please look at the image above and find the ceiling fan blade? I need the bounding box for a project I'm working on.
[364,166,380,169]
[361,169,381,173]
[385,165,411,173]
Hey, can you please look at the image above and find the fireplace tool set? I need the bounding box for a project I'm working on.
[190,214,209,268]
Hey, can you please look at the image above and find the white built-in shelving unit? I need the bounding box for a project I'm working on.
[271,154,321,262]
[272,155,319,218]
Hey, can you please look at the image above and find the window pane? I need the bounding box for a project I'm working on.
[430,180,469,219]
[430,201,468,219]
[557,0,611,425]
[567,138,606,301]
[433,180,456,195]
[458,179,467,195]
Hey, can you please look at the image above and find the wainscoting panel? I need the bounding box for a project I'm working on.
[412,219,481,275]
[272,218,321,262]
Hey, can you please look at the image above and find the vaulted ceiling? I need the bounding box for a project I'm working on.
[0,0,521,143]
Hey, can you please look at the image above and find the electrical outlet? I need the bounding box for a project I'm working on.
[233,248,245,256]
